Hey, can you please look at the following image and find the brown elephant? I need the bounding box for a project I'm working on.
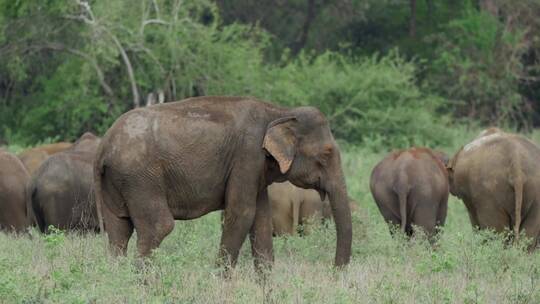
[447,128,540,247]
[18,142,73,175]
[95,96,352,269]
[0,150,30,232]
[269,181,359,236]
[27,133,101,233]
[370,147,449,238]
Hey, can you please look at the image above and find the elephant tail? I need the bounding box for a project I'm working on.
[397,191,408,234]
[512,162,524,241]
[27,178,46,233]
[93,145,105,233]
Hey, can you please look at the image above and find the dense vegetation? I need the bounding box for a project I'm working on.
[2,0,540,148]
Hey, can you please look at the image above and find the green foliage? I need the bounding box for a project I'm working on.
[429,3,529,126]
[2,0,540,147]
[260,51,451,148]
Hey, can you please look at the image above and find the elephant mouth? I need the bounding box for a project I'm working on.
[317,189,327,202]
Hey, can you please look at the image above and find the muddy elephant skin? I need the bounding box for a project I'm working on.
[370,147,449,238]
[0,151,30,232]
[95,96,352,269]
[18,142,73,175]
[28,133,101,233]
[448,128,540,247]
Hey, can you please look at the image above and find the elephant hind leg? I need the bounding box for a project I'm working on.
[409,191,439,239]
[520,204,540,251]
[102,201,134,256]
[128,192,175,257]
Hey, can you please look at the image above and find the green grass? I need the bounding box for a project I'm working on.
[1,132,540,303]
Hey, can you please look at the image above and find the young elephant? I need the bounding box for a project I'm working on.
[269,181,358,236]
[95,96,352,269]
[448,128,540,247]
[0,150,30,232]
[18,142,73,175]
[28,133,101,233]
[370,147,449,238]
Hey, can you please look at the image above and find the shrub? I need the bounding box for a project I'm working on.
[429,4,530,127]
[258,50,451,149]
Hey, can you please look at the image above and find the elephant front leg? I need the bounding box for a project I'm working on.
[218,173,258,270]
[249,188,274,273]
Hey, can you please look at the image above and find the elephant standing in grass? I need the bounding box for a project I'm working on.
[95,96,352,269]
[448,128,540,248]
[370,147,449,239]
[28,133,101,233]
[18,142,73,175]
[0,150,30,232]
[269,181,359,236]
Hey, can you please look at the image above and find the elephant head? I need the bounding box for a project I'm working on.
[263,106,352,266]
[432,150,449,167]
[71,132,101,154]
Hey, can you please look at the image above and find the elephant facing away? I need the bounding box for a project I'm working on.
[18,142,73,175]
[269,181,358,236]
[95,96,352,269]
[448,128,540,247]
[28,133,101,233]
[370,147,449,239]
[0,150,30,232]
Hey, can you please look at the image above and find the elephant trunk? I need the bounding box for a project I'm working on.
[325,163,352,267]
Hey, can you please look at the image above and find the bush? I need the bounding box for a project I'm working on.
[0,0,451,150]
[428,4,530,127]
[258,50,451,149]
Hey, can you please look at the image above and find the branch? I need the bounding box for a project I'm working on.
[102,28,140,108]
[292,0,316,55]
[36,42,114,97]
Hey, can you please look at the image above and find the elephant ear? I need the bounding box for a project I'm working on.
[263,117,297,174]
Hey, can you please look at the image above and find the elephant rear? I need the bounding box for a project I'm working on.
[0,151,31,232]
[370,148,449,237]
[30,151,99,233]
[449,132,540,246]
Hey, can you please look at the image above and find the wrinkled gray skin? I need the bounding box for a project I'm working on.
[370,147,449,239]
[28,133,101,233]
[269,181,359,236]
[0,151,30,232]
[448,128,540,248]
[95,96,352,269]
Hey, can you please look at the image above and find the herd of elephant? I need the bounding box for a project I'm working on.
[0,96,539,271]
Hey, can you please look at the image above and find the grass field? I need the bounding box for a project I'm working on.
[1,130,540,303]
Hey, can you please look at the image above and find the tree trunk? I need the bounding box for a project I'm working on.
[409,0,417,38]
[426,0,434,26]
[292,0,316,55]
[479,0,499,17]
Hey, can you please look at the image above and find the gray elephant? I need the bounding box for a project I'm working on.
[370,147,449,239]
[18,142,73,175]
[0,150,30,232]
[448,128,540,247]
[28,133,101,233]
[269,181,359,236]
[95,96,352,269]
